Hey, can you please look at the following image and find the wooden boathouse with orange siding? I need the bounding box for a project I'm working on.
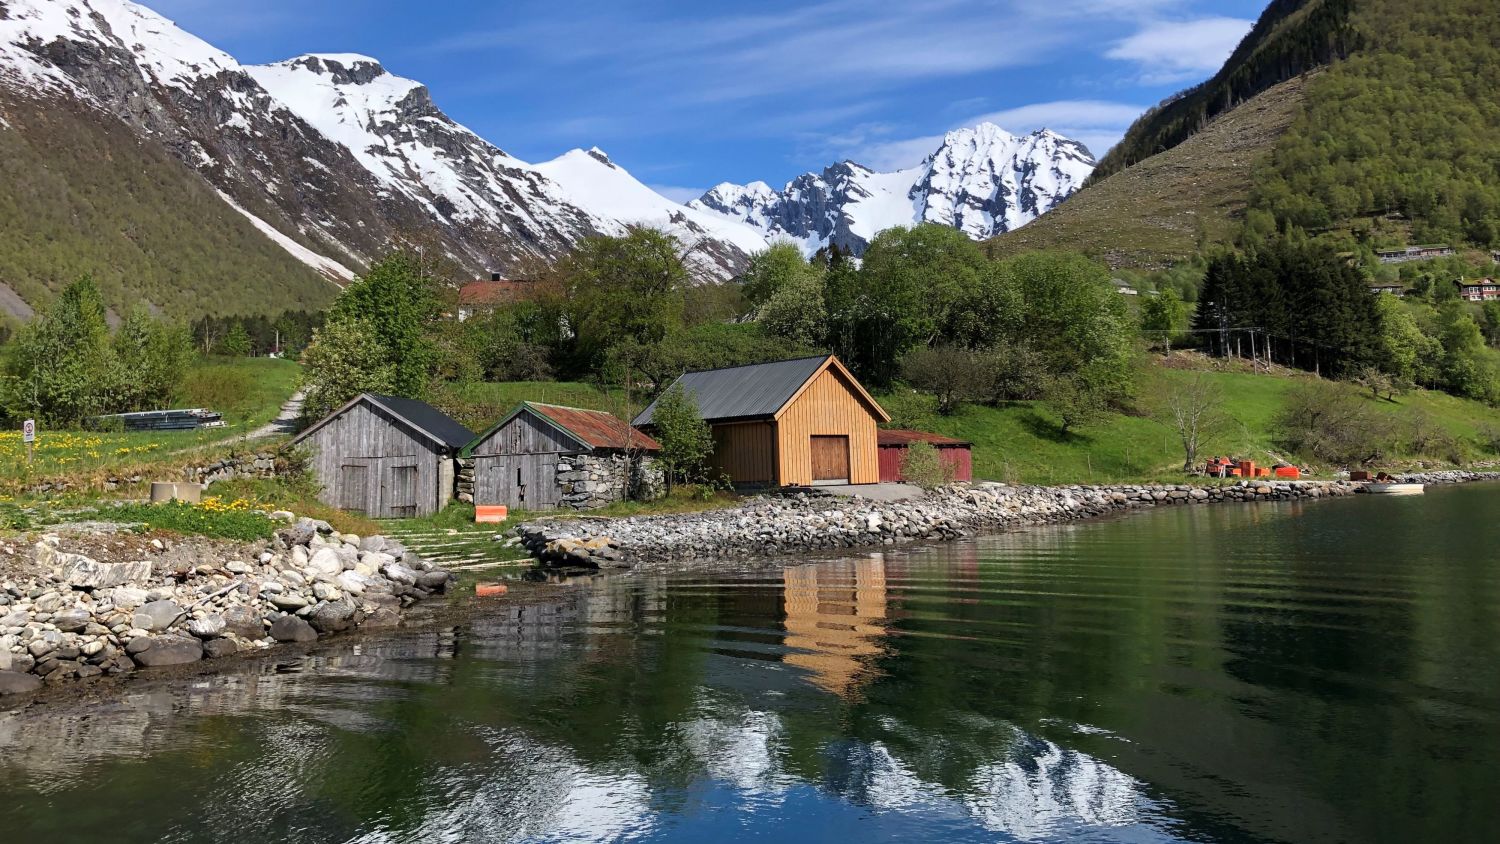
[634,355,890,487]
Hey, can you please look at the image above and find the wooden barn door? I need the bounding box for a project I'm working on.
[473,455,514,508]
[473,454,560,509]
[337,462,373,514]
[521,453,561,509]
[377,458,421,518]
[810,436,850,485]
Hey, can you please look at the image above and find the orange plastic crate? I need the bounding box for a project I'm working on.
[1274,466,1301,479]
[475,505,509,523]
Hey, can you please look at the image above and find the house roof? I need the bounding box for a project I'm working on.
[877,428,972,448]
[464,402,659,457]
[457,279,535,307]
[291,393,476,452]
[632,355,889,426]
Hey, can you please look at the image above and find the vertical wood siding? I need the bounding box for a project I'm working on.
[303,400,445,517]
[775,368,881,485]
[878,444,973,482]
[709,421,776,484]
[471,408,581,507]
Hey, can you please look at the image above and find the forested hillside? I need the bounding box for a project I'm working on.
[1091,0,1357,183]
[1001,0,1500,265]
[1253,0,1500,246]
[0,92,339,319]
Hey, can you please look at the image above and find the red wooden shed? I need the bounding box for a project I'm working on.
[877,429,973,483]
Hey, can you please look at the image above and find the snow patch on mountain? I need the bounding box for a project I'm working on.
[213,189,355,282]
[692,123,1095,256]
[534,148,770,267]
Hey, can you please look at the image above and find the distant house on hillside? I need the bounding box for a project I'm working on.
[291,394,475,518]
[1455,278,1500,302]
[634,355,891,488]
[456,273,539,320]
[463,402,661,510]
[1376,245,1455,264]
[1368,284,1406,296]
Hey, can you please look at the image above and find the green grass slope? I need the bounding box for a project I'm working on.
[885,365,1500,485]
[986,76,1309,269]
[0,92,338,319]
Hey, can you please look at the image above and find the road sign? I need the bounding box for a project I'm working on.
[22,419,35,443]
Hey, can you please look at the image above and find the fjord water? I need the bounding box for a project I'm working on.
[4,485,1499,843]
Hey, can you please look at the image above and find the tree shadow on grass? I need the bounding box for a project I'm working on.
[1019,410,1092,445]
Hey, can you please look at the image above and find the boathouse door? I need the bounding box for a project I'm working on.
[810,435,851,485]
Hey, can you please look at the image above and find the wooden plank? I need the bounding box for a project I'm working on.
[775,368,881,485]
[471,407,580,457]
[709,421,776,484]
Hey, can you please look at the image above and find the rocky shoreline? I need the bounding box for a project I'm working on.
[519,471,1500,568]
[0,516,454,700]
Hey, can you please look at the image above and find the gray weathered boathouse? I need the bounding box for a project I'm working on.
[290,393,475,518]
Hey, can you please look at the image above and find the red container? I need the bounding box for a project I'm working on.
[475,505,509,524]
[476,583,509,598]
[1274,466,1301,479]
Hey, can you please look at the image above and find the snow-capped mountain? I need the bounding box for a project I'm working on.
[692,124,1095,256]
[0,0,765,296]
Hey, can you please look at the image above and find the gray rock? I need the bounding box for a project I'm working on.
[270,593,309,611]
[133,600,183,632]
[307,597,356,633]
[358,535,388,554]
[125,636,155,655]
[360,607,401,628]
[335,571,369,595]
[202,638,240,659]
[222,606,264,639]
[311,582,342,602]
[268,615,318,643]
[54,611,91,633]
[0,671,43,696]
[381,563,418,586]
[133,637,203,667]
[1,610,27,627]
[110,587,149,609]
[268,510,296,523]
[279,519,319,547]
[186,615,226,639]
[416,570,452,592]
[56,554,153,590]
[306,548,343,578]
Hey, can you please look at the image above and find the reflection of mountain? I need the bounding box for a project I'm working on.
[782,559,891,697]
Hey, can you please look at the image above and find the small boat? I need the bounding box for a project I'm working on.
[1366,482,1425,495]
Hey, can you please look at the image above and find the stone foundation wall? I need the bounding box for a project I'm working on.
[557,453,662,510]
[454,453,662,510]
[184,452,282,488]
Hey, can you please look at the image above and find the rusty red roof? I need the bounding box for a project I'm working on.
[528,403,660,451]
[877,428,971,448]
[458,279,536,307]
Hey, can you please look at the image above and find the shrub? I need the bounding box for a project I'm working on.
[900,440,954,488]
[1273,380,1397,466]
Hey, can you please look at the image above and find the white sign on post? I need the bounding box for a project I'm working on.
[22,419,35,443]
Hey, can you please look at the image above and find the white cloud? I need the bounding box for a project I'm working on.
[648,184,707,204]
[1106,17,1254,84]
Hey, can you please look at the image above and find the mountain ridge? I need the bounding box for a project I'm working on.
[691,123,1094,256]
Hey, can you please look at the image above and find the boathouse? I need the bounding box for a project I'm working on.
[877,429,973,483]
[463,402,661,510]
[633,355,891,488]
[290,394,475,518]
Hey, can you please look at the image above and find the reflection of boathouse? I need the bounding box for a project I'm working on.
[782,559,890,696]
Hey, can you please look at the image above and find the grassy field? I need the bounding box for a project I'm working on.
[885,363,1500,485]
[0,357,300,490]
[432,380,626,432]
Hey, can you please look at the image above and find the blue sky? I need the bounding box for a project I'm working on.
[149,0,1266,201]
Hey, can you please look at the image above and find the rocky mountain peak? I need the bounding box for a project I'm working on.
[691,123,1095,256]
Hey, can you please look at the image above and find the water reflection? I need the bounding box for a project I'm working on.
[3,486,1499,843]
[782,558,891,697]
